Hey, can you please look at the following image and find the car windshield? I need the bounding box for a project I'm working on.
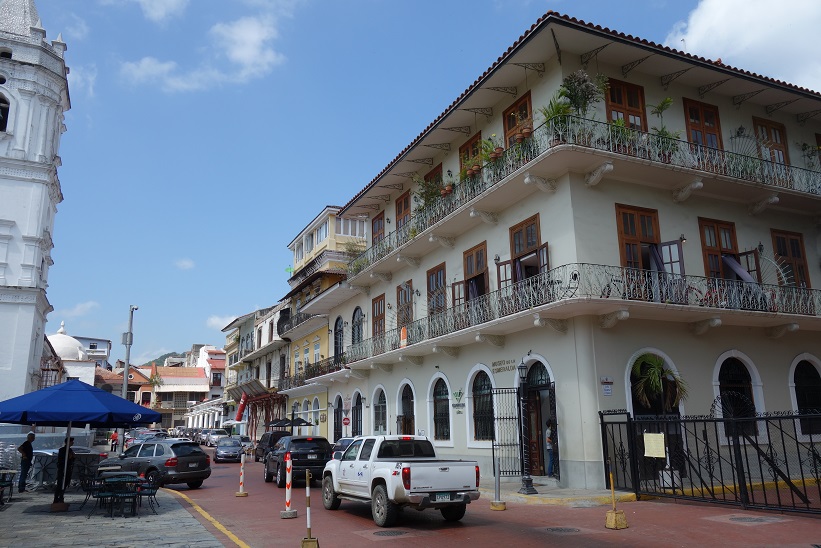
[212,430,229,436]
[218,439,241,447]
[171,443,206,456]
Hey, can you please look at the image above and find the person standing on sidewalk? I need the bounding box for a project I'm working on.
[53,437,75,504]
[110,431,119,452]
[545,420,555,477]
[17,432,35,493]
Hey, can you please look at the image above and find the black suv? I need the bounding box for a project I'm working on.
[96,440,211,488]
[254,430,291,462]
[263,436,332,487]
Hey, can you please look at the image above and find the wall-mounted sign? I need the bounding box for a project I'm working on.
[491,359,516,374]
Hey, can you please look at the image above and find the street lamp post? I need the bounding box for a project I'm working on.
[118,305,138,450]
[518,359,537,494]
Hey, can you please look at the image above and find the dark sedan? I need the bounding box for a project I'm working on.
[214,438,243,463]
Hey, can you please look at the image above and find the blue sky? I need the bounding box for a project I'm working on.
[33,0,821,365]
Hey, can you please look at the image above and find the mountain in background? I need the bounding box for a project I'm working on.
[140,352,185,367]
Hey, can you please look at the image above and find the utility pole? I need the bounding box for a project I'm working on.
[117,305,138,452]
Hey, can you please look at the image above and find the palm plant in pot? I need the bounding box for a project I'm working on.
[538,89,573,145]
[561,69,608,145]
[649,97,681,162]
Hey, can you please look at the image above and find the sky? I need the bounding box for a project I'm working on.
[31,0,821,365]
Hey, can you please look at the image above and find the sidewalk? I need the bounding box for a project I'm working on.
[478,475,637,508]
[0,486,222,548]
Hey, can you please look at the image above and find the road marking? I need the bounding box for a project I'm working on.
[167,489,250,548]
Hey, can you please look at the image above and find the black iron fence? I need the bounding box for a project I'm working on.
[491,388,522,477]
[600,409,821,514]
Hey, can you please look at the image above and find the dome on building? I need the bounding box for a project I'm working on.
[47,321,88,361]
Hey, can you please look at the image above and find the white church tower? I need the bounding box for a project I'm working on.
[0,0,69,401]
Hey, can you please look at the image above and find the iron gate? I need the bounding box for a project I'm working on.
[600,409,821,514]
[491,387,521,477]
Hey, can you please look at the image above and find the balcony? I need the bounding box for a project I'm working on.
[277,312,328,340]
[342,262,821,367]
[304,355,347,381]
[348,116,821,281]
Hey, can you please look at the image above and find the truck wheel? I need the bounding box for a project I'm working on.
[371,484,398,527]
[263,460,273,483]
[276,464,286,488]
[440,504,466,522]
[322,476,341,510]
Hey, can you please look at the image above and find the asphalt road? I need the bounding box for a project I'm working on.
[164,447,821,548]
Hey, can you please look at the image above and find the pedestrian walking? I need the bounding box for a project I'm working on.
[545,420,555,477]
[110,430,119,452]
[17,431,35,493]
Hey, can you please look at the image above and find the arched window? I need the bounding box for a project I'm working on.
[794,360,821,435]
[352,393,363,436]
[333,395,343,441]
[398,385,415,435]
[433,379,450,440]
[718,358,757,436]
[526,362,550,386]
[472,372,494,440]
[313,398,320,436]
[351,307,364,345]
[374,389,387,434]
[334,316,344,362]
[0,94,9,133]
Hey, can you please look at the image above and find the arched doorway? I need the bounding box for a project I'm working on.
[333,317,344,362]
[397,385,415,435]
[333,395,343,441]
[524,361,556,477]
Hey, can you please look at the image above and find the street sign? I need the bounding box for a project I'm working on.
[342,417,350,426]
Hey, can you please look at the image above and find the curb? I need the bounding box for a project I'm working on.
[478,487,639,507]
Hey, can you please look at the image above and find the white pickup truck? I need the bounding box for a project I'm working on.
[321,435,480,527]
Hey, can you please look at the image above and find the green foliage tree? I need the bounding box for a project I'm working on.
[631,353,688,413]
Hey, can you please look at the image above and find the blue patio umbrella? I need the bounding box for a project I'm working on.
[0,379,162,506]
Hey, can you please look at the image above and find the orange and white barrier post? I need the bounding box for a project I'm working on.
[235,452,248,497]
[280,452,297,518]
[301,471,319,547]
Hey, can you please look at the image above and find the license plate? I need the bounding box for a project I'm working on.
[307,454,317,459]
[435,492,451,502]
[188,463,199,468]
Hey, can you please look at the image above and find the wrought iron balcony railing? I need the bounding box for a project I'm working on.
[277,312,317,336]
[304,355,347,381]
[348,116,821,277]
[344,263,821,364]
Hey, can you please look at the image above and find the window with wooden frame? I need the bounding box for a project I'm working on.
[698,218,751,280]
[425,164,443,186]
[372,211,385,244]
[462,241,488,302]
[372,294,385,336]
[683,98,723,149]
[753,117,790,165]
[771,229,810,287]
[503,92,532,147]
[606,79,647,130]
[615,204,660,270]
[497,214,548,287]
[396,280,414,328]
[427,263,447,316]
[459,132,482,170]
[395,191,411,229]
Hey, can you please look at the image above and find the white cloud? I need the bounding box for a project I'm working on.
[68,64,98,98]
[55,301,100,318]
[99,0,189,24]
[210,15,286,80]
[120,56,177,85]
[175,258,195,270]
[65,14,89,40]
[207,315,237,330]
[665,0,821,92]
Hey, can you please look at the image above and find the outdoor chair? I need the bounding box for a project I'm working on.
[137,474,162,515]
[86,478,115,518]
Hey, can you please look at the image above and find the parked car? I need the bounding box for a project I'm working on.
[124,430,166,450]
[263,436,332,487]
[97,440,211,488]
[254,430,290,462]
[331,437,356,460]
[197,429,214,445]
[214,438,243,463]
[237,435,253,454]
[205,429,229,447]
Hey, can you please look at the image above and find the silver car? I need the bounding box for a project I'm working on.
[214,438,243,463]
[205,429,229,447]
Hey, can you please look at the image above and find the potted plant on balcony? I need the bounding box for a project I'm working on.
[561,69,607,146]
[538,89,573,145]
[412,173,442,208]
[798,141,821,171]
[608,117,633,155]
[649,97,681,163]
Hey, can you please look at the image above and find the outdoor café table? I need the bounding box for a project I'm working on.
[99,473,141,517]
[0,470,17,504]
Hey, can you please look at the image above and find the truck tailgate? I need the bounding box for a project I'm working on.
[406,461,476,492]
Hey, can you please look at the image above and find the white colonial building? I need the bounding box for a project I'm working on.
[0,0,69,402]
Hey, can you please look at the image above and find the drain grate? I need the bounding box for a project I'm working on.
[545,527,581,534]
[373,531,408,537]
[729,517,766,523]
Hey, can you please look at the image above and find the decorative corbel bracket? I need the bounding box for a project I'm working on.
[469,208,498,225]
[396,254,420,268]
[599,309,629,329]
[349,284,370,296]
[524,172,558,193]
[346,369,366,380]
[475,333,505,347]
[432,345,460,357]
[534,314,568,333]
[429,234,455,249]
[748,193,779,215]
[585,161,614,187]
[371,363,393,373]
[689,317,721,335]
[672,178,703,203]
[766,323,799,338]
[370,271,392,283]
[398,354,424,366]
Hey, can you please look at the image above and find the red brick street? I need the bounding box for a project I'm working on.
[163,447,821,548]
